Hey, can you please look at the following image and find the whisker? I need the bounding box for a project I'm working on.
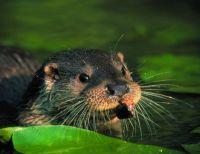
[141,96,175,120]
[142,91,182,104]
[140,83,179,89]
[137,72,173,84]
[137,103,158,135]
[140,99,169,124]
[127,118,135,137]
[75,104,90,129]
[63,102,87,125]
[121,119,129,138]
[48,100,85,124]
[134,107,143,140]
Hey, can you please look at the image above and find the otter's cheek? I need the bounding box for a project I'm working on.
[86,87,119,111]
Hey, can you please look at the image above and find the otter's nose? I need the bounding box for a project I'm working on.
[107,84,129,96]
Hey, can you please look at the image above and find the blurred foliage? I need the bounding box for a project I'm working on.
[139,54,200,93]
[0,0,199,54]
[0,0,199,92]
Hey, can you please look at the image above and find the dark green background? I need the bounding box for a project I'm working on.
[0,0,200,93]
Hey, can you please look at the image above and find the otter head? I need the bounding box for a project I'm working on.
[81,52,141,119]
[19,49,141,137]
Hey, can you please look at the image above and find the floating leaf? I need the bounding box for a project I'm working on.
[182,144,200,154]
[182,127,200,154]
[0,126,185,154]
[0,127,23,143]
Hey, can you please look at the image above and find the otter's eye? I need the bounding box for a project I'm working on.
[79,73,90,83]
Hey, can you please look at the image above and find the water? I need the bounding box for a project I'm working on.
[0,0,200,151]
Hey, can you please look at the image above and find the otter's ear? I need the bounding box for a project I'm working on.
[44,63,60,80]
[116,52,125,64]
[116,52,133,81]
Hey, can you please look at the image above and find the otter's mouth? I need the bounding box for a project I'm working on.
[114,90,138,119]
[85,82,141,120]
[115,103,135,119]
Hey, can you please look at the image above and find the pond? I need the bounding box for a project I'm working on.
[0,0,200,153]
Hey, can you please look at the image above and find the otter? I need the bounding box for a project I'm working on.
[1,46,200,153]
[0,46,141,138]
[18,49,141,138]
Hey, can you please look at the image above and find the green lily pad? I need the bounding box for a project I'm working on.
[182,127,200,154]
[0,125,185,154]
[182,144,200,154]
[0,127,23,143]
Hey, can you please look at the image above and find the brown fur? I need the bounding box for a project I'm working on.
[16,49,141,138]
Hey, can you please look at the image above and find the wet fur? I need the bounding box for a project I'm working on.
[0,46,199,151]
[17,49,134,137]
[0,46,39,127]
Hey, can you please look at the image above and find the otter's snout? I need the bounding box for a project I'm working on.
[107,84,129,96]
